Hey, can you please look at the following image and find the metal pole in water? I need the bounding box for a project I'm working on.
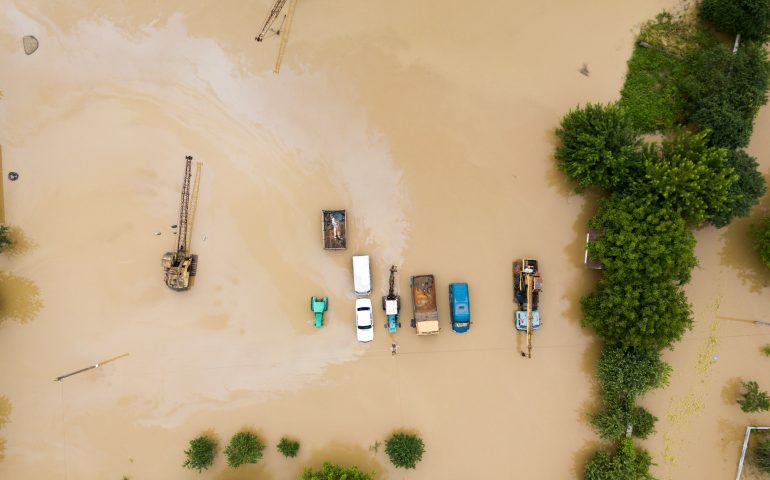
[54,353,129,382]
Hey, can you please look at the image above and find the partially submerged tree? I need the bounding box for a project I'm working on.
[224,431,265,468]
[0,225,11,254]
[300,462,373,480]
[277,437,300,458]
[581,279,693,351]
[738,380,770,412]
[555,103,641,192]
[583,438,655,480]
[710,149,766,227]
[596,347,672,398]
[699,0,770,42]
[183,435,217,472]
[592,397,657,441]
[750,215,770,268]
[384,432,425,470]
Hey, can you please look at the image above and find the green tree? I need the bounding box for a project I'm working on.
[679,42,770,149]
[631,131,736,223]
[581,279,692,351]
[183,435,217,472]
[710,150,766,227]
[555,103,641,192]
[583,438,655,480]
[592,396,658,441]
[0,225,11,254]
[699,0,770,42]
[384,432,425,470]
[300,462,373,480]
[738,380,770,412]
[750,215,770,268]
[277,437,300,458]
[597,347,672,398]
[224,431,265,468]
[755,436,770,474]
[587,195,697,285]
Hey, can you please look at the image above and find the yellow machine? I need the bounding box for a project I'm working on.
[162,156,201,291]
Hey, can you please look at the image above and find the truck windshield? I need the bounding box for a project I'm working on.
[356,307,370,311]
[358,325,372,329]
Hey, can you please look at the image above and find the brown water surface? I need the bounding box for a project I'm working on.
[1,0,770,479]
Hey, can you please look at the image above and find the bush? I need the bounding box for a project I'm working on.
[631,131,736,223]
[183,435,217,472]
[0,225,11,254]
[224,431,265,468]
[384,432,425,469]
[699,0,770,42]
[710,150,766,227]
[583,438,654,480]
[587,195,697,285]
[738,381,770,412]
[763,345,770,356]
[750,215,770,268]
[277,437,300,458]
[300,462,373,480]
[582,279,693,351]
[679,42,770,149]
[755,436,770,474]
[555,103,641,192]
[597,347,672,398]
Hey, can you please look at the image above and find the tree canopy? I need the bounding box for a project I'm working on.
[738,381,770,412]
[0,225,11,254]
[183,435,217,472]
[699,0,770,42]
[710,149,766,227]
[300,462,373,480]
[278,437,300,458]
[587,195,697,285]
[750,215,770,268]
[224,431,265,468]
[384,432,425,469]
[597,347,672,398]
[555,103,641,192]
[583,438,655,480]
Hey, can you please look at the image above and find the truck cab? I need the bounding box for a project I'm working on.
[449,283,471,333]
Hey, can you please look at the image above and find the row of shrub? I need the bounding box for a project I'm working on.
[555,1,770,478]
[182,430,425,478]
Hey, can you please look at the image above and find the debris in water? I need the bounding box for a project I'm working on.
[8,172,19,181]
[171,224,178,228]
[202,234,207,241]
[22,36,38,55]
[154,232,161,236]
[579,63,590,77]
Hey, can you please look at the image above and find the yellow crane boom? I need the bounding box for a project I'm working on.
[273,0,298,74]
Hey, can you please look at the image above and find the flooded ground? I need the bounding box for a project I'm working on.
[1,0,770,478]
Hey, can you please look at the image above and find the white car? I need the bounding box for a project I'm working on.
[355,298,374,342]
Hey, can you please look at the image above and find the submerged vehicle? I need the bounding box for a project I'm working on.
[352,255,371,297]
[513,259,543,358]
[449,282,471,333]
[382,265,401,333]
[355,298,374,342]
[410,274,439,335]
[322,210,347,250]
[162,156,201,291]
[310,296,328,328]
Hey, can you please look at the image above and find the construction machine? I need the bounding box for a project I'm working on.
[382,265,401,333]
[162,156,202,291]
[513,259,543,358]
[255,0,299,74]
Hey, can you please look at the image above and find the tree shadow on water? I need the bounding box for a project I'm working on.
[0,272,42,324]
[719,187,770,293]
[3,226,37,258]
[215,463,272,480]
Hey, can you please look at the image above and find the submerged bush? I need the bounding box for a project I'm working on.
[301,462,373,480]
[555,103,641,192]
[710,149,766,228]
[183,435,217,472]
[277,437,300,458]
[699,0,770,42]
[755,436,770,474]
[583,438,654,480]
[224,431,265,468]
[384,432,425,469]
[738,381,770,412]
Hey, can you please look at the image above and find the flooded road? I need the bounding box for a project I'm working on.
[1,0,769,478]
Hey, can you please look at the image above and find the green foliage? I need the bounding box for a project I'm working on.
[738,381,770,412]
[0,225,11,254]
[631,131,736,223]
[277,437,300,458]
[300,462,373,480]
[592,397,658,441]
[183,435,217,472]
[679,42,770,149]
[587,195,697,285]
[750,215,770,268]
[581,279,692,351]
[555,103,641,192]
[384,432,425,470]
[763,345,770,356]
[597,347,672,398]
[224,431,265,468]
[699,0,770,41]
[583,438,655,480]
[710,150,766,227]
[755,436,770,474]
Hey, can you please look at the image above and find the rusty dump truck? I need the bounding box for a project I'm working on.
[409,274,439,335]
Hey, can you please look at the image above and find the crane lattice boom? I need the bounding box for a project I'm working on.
[255,0,288,42]
[176,156,192,253]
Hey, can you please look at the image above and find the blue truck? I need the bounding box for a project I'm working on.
[448,283,471,333]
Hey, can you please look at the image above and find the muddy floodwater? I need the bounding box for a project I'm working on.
[2,0,770,478]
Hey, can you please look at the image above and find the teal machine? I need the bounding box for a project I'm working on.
[382,266,401,333]
[310,296,328,328]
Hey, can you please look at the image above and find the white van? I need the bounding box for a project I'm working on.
[352,255,371,296]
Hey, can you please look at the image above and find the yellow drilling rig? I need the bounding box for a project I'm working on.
[162,156,202,291]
